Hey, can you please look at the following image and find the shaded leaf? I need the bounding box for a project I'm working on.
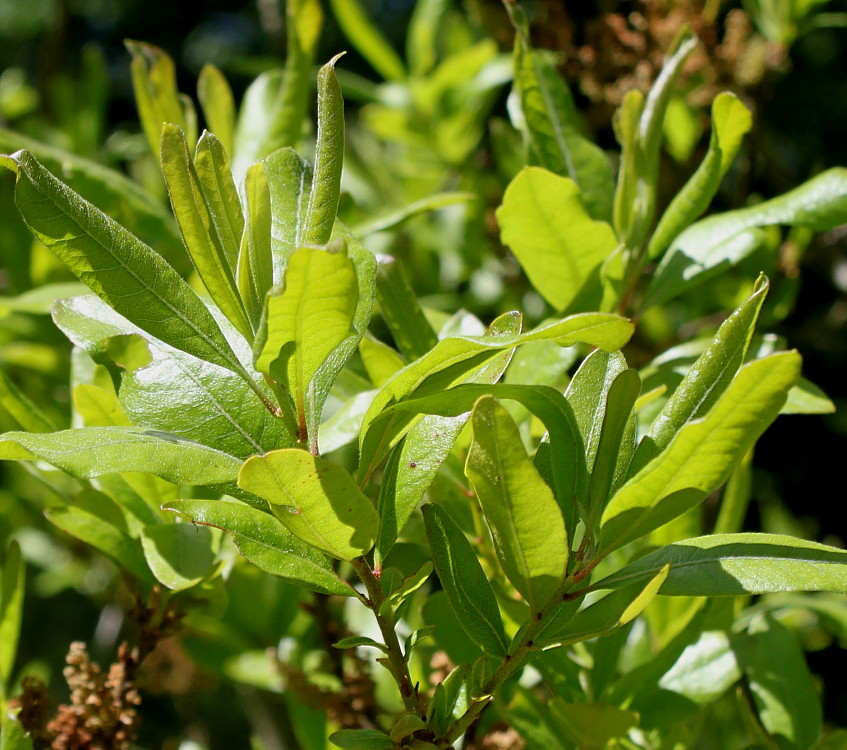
[329,729,395,750]
[0,542,24,694]
[197,65,236,156]
[327,0,405,81]
[140,523,217,591]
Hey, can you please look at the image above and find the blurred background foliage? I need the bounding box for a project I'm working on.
[2,0,847,746]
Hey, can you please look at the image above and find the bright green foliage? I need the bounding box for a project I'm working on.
[0,10,845,750]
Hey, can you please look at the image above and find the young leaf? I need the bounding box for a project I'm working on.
[238,161,274,329]
[359,311,633,482]
[497,167,618,311]
[645,167,847,308]
[537,565,669,648]
[0,542,24,696]
[264,147,312,281]
[593,533,847,596]
[631,275,769,474]
[374,255,439,361]
[466,396,568,611]
[600,352,801,553]
[160,124,252,339]
[253,243,359,441]
[238,448,379,561]
[422,503,509,657]
[0,427,241,486]
[126,40,196,158]
[333,636,389,653]
[197,64,236,156]
[3,151,258,388]
[165,499,354,596]
[736,613,822,749]
[648,93,753,260]
[302,54,346,247]
[327,0,406,82]
[140,523,217,591]
[506,3,614,223]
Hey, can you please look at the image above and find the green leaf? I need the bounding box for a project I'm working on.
[0,427,241,486]
[165,499,353,596]
[648,93,753,260]
[126,40,196,158]
[302,54,346,247]
[333,636,389,653]
[352,192,475,237]
[359,311,633,483]
[73,384,131,427]
[645,168,847,307]
[0,282,88,316]
[549,699,640,750]
[380,561,433,616]
[737,613,822,749]
[466,396,567,610]
[537,565,669,648]
[422,592,482,665]
[197,64,236,156]
[237,161,274,329]
[238,448,379,561]
[328,729,395,750]
[594,533,847,596]
[782,376,836,414]
[254,243,359,442]
[0,713,34,750]
[319,389,377,454]
[327,0,406,82]
[46,490,151,582]
[360,335,405,388]
[0,542,24,696]
[140,523,217,591]
[507,4,614,222]
[0,364,55,432]
[656,630,741,704]
[160,124,252,339]
[194,131,244,281]
[263,147,311,280]
[632,275,769,474]
[611,89,645,242]
[600,352,801,553]
[4,151,257,388]
[497,167,618,311]
[374,255,439,361]
[422,503,509,657]
[390,714,426,742]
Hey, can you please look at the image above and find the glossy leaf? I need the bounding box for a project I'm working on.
[197,64,236,156]
[507,3,614,222]
[537,565,669,648]
[327,0,405,82]
[600,352,800,553]
[0,542,24,695]
[645,168,847,307]
[254,243,359,441]
[238,448,379,561]
[237,161,274,328]
[4,151,256,385]
[648,93,753,260]
[0,427,241,486]
[422,503,509,657]
[302,54,346,247]
[632,275,769,474]
[497,167,618,311]
[140,523,217,591]
[161,124,251,338]
[374,255,439,361]
[126,40,196,158]
[594,533,847,596]
[165,499,353,596]
[737,613,822,749]
[359,311,633,481]
[466,396,567,610]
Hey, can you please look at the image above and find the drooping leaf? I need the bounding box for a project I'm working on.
[165,499,354,596]
[497,167,618,311]
[0,427,241,486]
[197,64,236,156]
[140,523,217,591]
[648,93,753,260]
[466,396,567,610]
[359,311,633,482]
[238,448,379,561]
[3,151,257,388]
[645,168,847,308]
[594,533,847,596]
[506,3,614,222]
[422,503,509,657]
[600,352,801,553]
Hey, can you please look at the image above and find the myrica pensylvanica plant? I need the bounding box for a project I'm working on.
[2,1,847,748]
